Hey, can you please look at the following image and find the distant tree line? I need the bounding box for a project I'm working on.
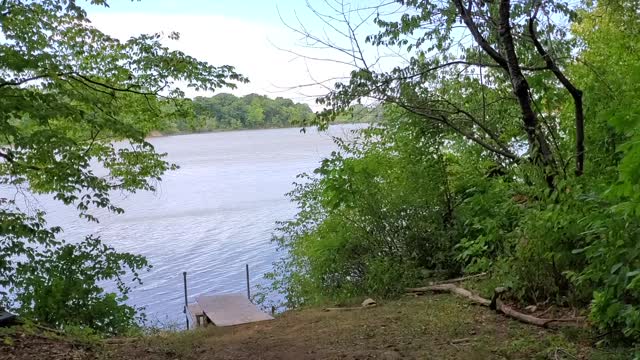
[157,93,381,135]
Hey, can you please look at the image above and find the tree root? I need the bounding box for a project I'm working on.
[406,283,585,328]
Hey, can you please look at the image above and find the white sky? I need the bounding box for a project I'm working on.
[88,10,355,108]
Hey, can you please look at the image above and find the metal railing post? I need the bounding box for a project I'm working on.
[245,264,250,301]
[183,271,190,330]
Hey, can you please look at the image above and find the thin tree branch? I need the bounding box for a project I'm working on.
[528,2,584,176]
[0,150,41,171]
[0,72,75,88]
[399,60,548,81]
[393,101,520,161]
[453,0,509,71]
[70,74,159,97]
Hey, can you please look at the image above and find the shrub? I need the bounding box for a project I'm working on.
[11,236,149,335]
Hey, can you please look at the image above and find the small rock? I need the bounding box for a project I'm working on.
[525,305,537,313]
[381,350,402,360]
[362,298,377,308]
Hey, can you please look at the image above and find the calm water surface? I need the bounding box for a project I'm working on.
[34,124,360,325]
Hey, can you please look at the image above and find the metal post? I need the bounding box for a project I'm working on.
[245,263,250,301]
[183,271,190,330]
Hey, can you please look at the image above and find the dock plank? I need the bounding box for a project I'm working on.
[187,303,204,325]
[196,294,274,327]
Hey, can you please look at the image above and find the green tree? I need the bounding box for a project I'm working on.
[270,0,640,343]
[567,0,640,339]
[0,0,246,333]
[269,109,460,305]
[296,0,583,185]
[190,93,318,132]
[247,97,266,128]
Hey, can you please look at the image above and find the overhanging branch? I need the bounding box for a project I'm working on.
[392,101,520,161]
[453,0,509,72]
[398,60,548,81]
[0,150,41,171]
[528,3,584,176]
[0,72,75,88]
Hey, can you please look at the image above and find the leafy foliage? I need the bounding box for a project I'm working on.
[13,235,148,335]
[0,0,244,333]
[567,0,640,340]
[268,0,640,344]
[270,110,461,306]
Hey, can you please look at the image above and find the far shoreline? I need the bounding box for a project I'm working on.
[145,122,370,140]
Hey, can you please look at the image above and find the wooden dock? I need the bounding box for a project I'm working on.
[186,302,206,327]
[187,293,274,327]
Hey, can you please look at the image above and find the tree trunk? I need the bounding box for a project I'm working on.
[498,0,556,187]
[528,13,585,176]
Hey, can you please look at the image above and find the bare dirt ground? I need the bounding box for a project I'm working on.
[1,295,631,359]
[0,328,91,360]
[104,295,626,360]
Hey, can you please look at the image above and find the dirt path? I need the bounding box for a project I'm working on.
[103,295,618,360]
[2,295,628,359]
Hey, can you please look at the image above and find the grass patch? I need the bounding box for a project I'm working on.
[102,294,635,359]
[4,294,635,359]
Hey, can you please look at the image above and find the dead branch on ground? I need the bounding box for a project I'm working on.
[406,282,585,328]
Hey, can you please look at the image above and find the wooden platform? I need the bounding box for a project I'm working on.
[190,293,274,327]
[186,302,206,327]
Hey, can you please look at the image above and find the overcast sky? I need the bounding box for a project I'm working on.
[86,0,392,108]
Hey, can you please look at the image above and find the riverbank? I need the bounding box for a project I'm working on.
[145,121,368,139]
[2,294,631,360]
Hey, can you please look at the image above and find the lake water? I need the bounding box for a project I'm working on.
[27,124,360,326]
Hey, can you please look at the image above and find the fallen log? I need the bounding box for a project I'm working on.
[323,307,362,312]
[450,337,476,344]
[495,298,550,327]
[323,304,378,312]
[407,283,491,307]
[406,283,584,328]
[428,272,488,286]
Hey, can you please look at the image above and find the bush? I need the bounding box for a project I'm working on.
[507,186,593,305]
[267,89,640,345]
[11,236,149,335]
[572,210,640,340]
[268,113,462,306]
